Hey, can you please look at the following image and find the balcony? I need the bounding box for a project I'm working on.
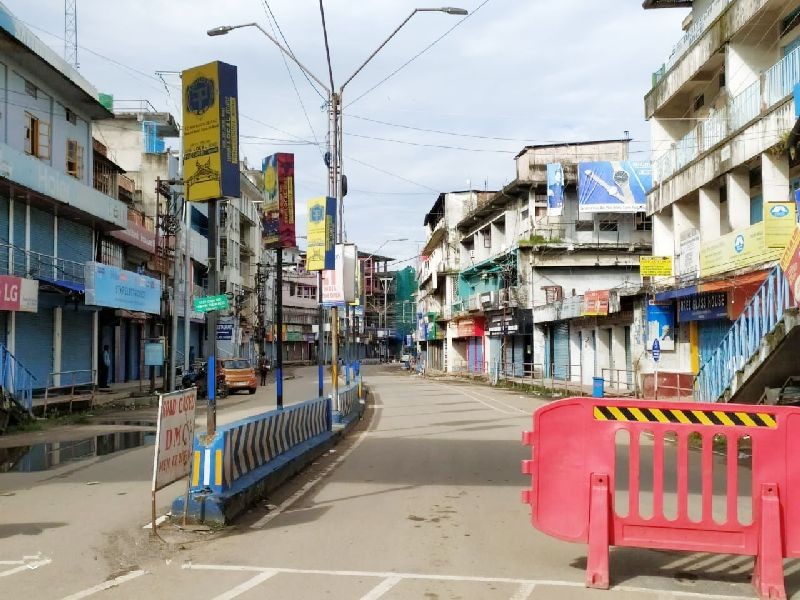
[0,242,85,285]
[110,207,156,254]
[651,44,800,193]
[0,140,127,230]
[646,0,770,117]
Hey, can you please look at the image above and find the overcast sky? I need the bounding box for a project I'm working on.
[7,0,688,265]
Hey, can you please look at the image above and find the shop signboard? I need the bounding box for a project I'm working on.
[700,221,788,277]
[764,202,797,248]
[678,291,728,322]
[781,225,800,301]
[582,290,610,316]
[456,317,485,338]
[640,256,673,277]
[84,262,161,314]
[0,275,38,312]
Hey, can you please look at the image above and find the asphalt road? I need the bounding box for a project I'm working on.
[2,367,798,599]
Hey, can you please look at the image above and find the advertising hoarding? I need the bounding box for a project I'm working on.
[578,161,651,213]
[182,61,240,202]
[84,262,161,314]
[306,196,336,271]
[679,228,700,278]
[699,221,787,277]
[640,256,673,277]
[582,290,610,316]
[646,301,675,351]
[262,153,296,249]
[546,162,564,217]
[0,275,38,312]
[764,201,797,248]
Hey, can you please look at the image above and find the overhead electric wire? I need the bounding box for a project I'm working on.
[346,155,439,193]
[318,0,336,93]
[345,0,493,108]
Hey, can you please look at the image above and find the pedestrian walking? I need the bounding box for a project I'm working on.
[259,356,270,386]
[101,344,111,388]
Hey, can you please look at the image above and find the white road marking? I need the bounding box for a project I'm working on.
[0,559,51,578]
[359,575,403,600]
[181,564,748,599]
[142,514,169,529]
[435,382,525,415]
[0,560,25,565]
[59,569,146,599]
[250,429,370,529]
[510,581,537,600]
[211,570,278,600]
[463,386,529,415]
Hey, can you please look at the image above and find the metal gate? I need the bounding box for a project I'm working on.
[552,321,569,380]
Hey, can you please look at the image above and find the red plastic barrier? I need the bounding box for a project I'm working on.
[521,397,800,599]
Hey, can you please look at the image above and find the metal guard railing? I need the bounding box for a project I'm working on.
[0,343,36,414]
[695,266,791,403]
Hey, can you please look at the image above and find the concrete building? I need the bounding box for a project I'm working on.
[643,0,800,401]
[0,4,139,391]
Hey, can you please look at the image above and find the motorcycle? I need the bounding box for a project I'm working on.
[180,362,229,399]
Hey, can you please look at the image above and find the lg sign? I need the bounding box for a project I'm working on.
[0,275,38,312]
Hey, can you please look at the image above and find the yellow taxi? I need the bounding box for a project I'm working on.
[219,358,257,395]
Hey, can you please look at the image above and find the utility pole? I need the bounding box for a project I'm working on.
[381,277,392,363]
[276,248,284,409]
[206,198,219,437]
[183,190,191,372]
[168,183,180,391]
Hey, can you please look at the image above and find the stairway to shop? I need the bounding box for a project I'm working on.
[0,343,35,432]
[695,266,800,404]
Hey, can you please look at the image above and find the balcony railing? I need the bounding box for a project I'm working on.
[651,0,733,88]
[0,243,85,284]
[653,46,800,186]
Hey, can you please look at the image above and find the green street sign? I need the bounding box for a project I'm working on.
[193,294,229,313]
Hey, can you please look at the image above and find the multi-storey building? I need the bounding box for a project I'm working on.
[644,0,800,402]
[0,5,147,391]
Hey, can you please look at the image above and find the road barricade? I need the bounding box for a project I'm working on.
[521,397,800,599]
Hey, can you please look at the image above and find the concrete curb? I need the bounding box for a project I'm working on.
[171,387,367,526]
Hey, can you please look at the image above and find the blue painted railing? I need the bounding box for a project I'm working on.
[0,343,35,414]
[695,267,792,403]
[336,375,363,422]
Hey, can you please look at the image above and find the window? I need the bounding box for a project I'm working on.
[24,79,37,98]
[482,228,491,248]
[599,218,618,232]
[66,140,84,179]
[100,239,125,268]
[24,113,38,156]
[635,213,653,231]
[575,220,594,232]
[65,107,77,125]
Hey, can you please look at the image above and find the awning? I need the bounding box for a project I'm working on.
[654,285,697,302]
[698,270,769,292]
[36,276,85,294]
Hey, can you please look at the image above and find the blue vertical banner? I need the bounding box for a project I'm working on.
[578,161,652,213]
[546,163,565,216]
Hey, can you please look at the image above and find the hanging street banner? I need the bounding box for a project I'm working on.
[306,196,336,271]
[578,161,652,213]
[546,162,564,217]
[262,153,296,249]
[151,387,197,491]
[781,225,800,301]
[322,244,356,307]
[640,256,673,277]
[182,61,240,202]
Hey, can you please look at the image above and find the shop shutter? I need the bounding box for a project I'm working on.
[503,338,514,376]
[15,307,53,389]
[624,325,633,387]
[29,207,54,279]
[57,217,93,264]
[489,336,501,370]
[0,311,6,347]
[61,309,93,385]
[0,196,9,271]
[698,319,731,367]
[12,202,25,276]
[552,321,570,380]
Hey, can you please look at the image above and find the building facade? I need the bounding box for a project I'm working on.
[644,0,800,401]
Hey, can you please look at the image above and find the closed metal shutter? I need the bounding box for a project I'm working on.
[15,307,53,389]
[467,337,483,373]
[57,218,93,264]
[61,309,93,385]
[698,319,730,367]
[0,195,9,270]
[0,311,6,347]
[127,322,141,380]
[503,338,514,376]
[30,207,54,279]
[12,202,25,277]
[624,325,633,387]
[489,336,501,370]
[552,321,570,379]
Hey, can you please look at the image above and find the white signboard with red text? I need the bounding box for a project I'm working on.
[0,275,38,312]
[151,387,197,491]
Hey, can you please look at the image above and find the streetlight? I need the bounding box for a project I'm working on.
[208,5,465,404]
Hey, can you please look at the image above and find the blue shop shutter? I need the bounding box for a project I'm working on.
[61,309,93,385]
[30,207,54,279]
[552,321,570,380]
[15,307,53,389]
[0,195,8,272]
[12,202,25,276]
[57,217,93,264]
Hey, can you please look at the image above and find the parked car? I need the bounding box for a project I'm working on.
[220,358,257,395]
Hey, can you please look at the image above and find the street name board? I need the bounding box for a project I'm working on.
[193,294,229,313]
[640,256,673,277]
[151,387,197,492]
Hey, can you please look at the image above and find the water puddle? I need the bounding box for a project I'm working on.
[0,430,156,473]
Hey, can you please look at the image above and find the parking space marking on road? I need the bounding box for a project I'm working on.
[142,514,169,529]
[0,557,51,578]
[182,564,749,599]
[359,575,402,600]
[211,570,278,600]
[59,569,146,600]
[509,582,536,600]
[250,429,370,529]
